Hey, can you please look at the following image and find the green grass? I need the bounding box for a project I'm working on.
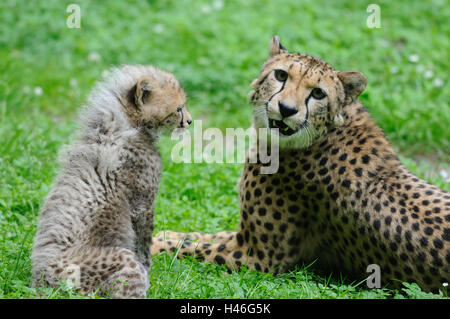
[0,0,448,299]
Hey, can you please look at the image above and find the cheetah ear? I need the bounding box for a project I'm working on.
[134,76,158,108]
[337,71,367,101]
[269,35,288,57]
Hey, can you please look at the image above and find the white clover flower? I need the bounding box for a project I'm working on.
[389,66,399,74]
[201,5,211,14]
[439,169,448,180]
[212,0,224,10]
[424,70,433,79]
[443,282,448,287]
[433,77,444,88]
[34,86,43,96]
[88,51,101,62]
[408,54,419,63]
[153,24,164,34]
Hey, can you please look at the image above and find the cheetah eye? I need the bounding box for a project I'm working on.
[274,69,288,82]
[177,106,183,113]
[311,88,327,100]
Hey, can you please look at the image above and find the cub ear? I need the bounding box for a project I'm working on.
[269,35,288,57]
[337,71,367,101]
[134,76,157,107]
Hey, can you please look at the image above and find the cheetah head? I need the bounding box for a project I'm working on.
[249,36,367,149]
[122,66,192,133]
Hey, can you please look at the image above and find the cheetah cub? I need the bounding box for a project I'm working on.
[31,65,192,298]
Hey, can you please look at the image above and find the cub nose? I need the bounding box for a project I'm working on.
[187,119,192,125]
[278,101,298,118]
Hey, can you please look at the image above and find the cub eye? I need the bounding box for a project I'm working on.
[311,88,327,100]
[177,106,183,113]
[274,69,288,82]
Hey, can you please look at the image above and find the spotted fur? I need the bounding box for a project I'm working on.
[152,37,449,293]
[32,65,191,298]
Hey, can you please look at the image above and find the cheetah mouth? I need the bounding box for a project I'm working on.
[268,118,299,136]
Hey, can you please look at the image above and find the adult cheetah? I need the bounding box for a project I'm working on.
[152,37,449,293]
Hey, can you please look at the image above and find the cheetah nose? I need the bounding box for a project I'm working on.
[187,119,192,125]
[278,101,298,118]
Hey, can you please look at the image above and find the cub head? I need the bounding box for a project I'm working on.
[249,36,367,149]
[125,70,192,133]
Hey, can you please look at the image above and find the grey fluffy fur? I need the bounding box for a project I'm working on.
[31,65,174,298]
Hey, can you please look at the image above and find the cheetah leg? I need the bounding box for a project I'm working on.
[38,246,149,298]
[151,231,272,273]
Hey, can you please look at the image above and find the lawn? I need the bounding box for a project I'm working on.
[0,0,448,299]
